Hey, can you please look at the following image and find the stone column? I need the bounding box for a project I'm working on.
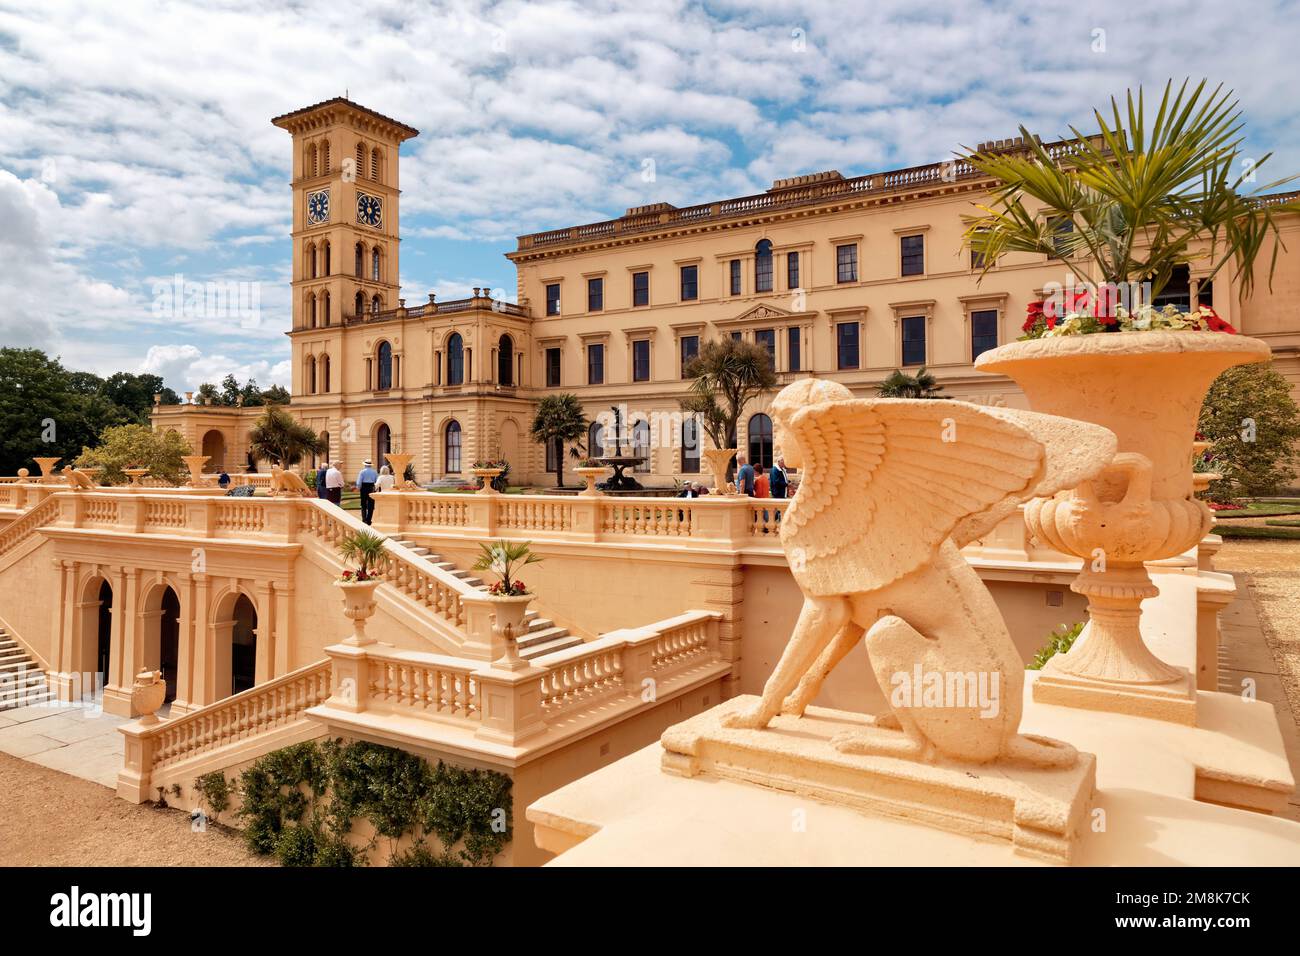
[254,581,274,686]
[102,565,134,717]
[172,572,196,715]
[274,579,293,676]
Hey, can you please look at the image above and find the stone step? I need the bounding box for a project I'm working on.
[0,649,27,663]
[0,659,41,674]
[519,634,585,660]
[0,670,46,687]
[516,624,569,649]
[0,689,52,711]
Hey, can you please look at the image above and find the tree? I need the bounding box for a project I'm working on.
[877,367,948,399]
[1198,362,1300,497]
[247,405,323,467]
[963,80,1299,302]
[261,384,291,405]
[681,338,778,459]
[196,382,222,405]
[530,394,588,487]
[102,372,178,420]
[0,348,79,475]
[75,424,192,485]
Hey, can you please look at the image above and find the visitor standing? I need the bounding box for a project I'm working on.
[356,459,379,525]
[754,469,770,498]
[315,463,329,500]
[325,461,344,506]
[735,454,756,497]
[770,456,789,499]
[376,464,395,493]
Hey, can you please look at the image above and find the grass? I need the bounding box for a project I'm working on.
[1215,524,1300,541]
[1213,502,1300,519]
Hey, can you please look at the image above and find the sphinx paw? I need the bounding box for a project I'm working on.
[721,705,772,730]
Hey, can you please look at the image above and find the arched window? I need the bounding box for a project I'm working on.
[321,354,331,393]
[355,242,364,277]
[446,333,464,386]
[307,355,317,394]
[354,291,365,317]
[632,419,651,473]
[370,147,381,182]
[755,239,773,293]
[444,420,462,473]
[308,143,318,177]
[376,341,393,390]
[322,240,330,276]
[587,421,605,458]
[748,412,774,470]
[355,142,365,178]
[497,333,514,386]
[371,295,381,317]
[322,291,330,327]
[323,141,331,173]
[308,242,317,278]
[308,293,317,329]
[371,248,380,282]
[375,422,391,469]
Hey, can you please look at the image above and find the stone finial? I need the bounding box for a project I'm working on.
[428,291,437,303]
[130,670,167,726]
[472,287,481,297]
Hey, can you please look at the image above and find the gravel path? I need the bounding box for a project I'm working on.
[0,751,273,866]
[1213,539,1300,728]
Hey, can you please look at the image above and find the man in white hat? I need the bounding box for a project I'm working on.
[356,458,380,525]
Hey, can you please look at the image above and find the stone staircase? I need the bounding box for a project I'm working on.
[389,538,583,660]
[0,628,52,710]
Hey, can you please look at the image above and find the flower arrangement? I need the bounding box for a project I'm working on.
[472,540,543,597]
[337,529,391,583]
[575,457,604,468]
[1021,289,1237,340]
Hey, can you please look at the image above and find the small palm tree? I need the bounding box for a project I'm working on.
[338,529,391,581]
[248,405,324,467]
[472,540,543,597]
[530,394,588,487]
[681,337,778,463]
[877,367,947,399]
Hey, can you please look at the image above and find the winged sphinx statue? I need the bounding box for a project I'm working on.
[723,378,1116,768]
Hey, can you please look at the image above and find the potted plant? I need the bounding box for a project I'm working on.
[470,459,509,494]
[335,529,391,646]
[471,540,544,643]
[680,338,776,494]
[573,457,608,497]
[967,80,1294,705]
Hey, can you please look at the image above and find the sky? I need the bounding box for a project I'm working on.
[1,0,1298,394]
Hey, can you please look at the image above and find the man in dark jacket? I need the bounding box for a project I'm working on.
[770,456,789,499]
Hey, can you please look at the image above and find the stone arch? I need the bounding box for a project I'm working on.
[499,418,520,469]
[211,588,258,700]
[74,572,113,701]
[201,430,226,470]
[374,421,392,470]
[140,579,181,703]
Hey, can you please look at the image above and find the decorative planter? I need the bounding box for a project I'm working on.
[483,592,534,669]
[335,578,381,646]
[701,448,738,496]
[471,467,503,495]
[123,467,150,487]
[33,457,61,483]
[130,669,167,725]
[574,466,609,496]
[181,454,211,487]
[384,452,415,490]
[976,331,1269,721]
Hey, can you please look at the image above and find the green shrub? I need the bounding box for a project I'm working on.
[1028,622,1085,670]
[193,771,231,823]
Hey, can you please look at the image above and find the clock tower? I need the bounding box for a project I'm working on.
[271,99,419,412]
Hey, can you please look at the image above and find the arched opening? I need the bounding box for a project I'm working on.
[446,333,464,386]
[499,419,520,468]
[375,422,392,470]
[748,412,774,470]
[322,141,331,174]
[370,147,382,182]
[444,420,462,473]
[201,430,226,471]
[371,247,381,282]
[308,143,318,177]
[755,239,774,293]
[376,341,393,390]
[308,242,317,279]
[322,240,331,276]
[322,291,331,327]
[309,293,317,329]
[354,242,364,277]
[354,290,365,317]
[321,354,331,393]
[142,584,181,705]
[632,418,651,473]
[371,295,381,317]
[355,142,365,178]
[307,355,317,394]
[498,333,514,386]
[587,421,605,458]
[213,592,258,700]
[95,579,112,691]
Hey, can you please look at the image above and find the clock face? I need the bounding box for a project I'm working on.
[306,189,330,225]
[356,192,383,228]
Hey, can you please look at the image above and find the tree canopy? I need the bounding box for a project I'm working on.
[248,405,323,467]
[530,394,588,487]
[680,338,778,451]
[1198,362,1300,497]
[75,424,192,485]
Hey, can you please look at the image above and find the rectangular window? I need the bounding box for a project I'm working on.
[1049,216,1074,258]
[836,322,859,370]
[680,265,698,301]
[970,249,986,270]
[970,310,998,361]
[545,283,560,316]
[836,244,858,283]
[680,335,699,378]
[755,328,776,368]
[587,277,603,312]
[900,234,925,276]
[633,339,651,382]
[787,251,800,289]
[902,316,926,366]
[788,327,801,372]
[632,271,649,307]
[545,347,561,387]
[755,251,773,292]
[587,343,604,385]
[682,418,701,474]
[731,331,743,342]
[730,259,741,296]
[545,440,557,472]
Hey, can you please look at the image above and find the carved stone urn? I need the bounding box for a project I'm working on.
[33,457,62,483]
[484,593,534,670]
[574,466,608,496]
[384,452,415,490]
[977,330,1269,720]
[335,578,381,646]
[130,669,167,725]
[123,467,150,487]
[471,466,503,495]
[181,455,211,487]
[701,448,738,496]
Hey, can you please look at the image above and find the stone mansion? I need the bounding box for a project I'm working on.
[152,98,1300,484]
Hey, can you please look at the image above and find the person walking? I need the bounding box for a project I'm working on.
[735,453,756,497]
[315,462,330,500]
[376,464,395,493]
[770,455,789,499]
[356,458,379,525]
[325,461,344,506]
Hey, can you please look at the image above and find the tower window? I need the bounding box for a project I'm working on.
[376,341,393,390]
[755,239,773,293]
[355,242,363,277]
[371,248,381,282]
[370,148,381,182]
[355,143,365,179]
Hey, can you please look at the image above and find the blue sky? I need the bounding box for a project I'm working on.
[1,0,1298,392]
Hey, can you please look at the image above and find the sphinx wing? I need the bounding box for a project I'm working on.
[784,399,1044,594]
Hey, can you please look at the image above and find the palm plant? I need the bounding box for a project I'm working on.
[963,79,1299,305]
[681,337,778,452]
[338,529,391,581]
[530,393,588,487]
[877,367,947,399]
[472,540,543,597]
[248,405,324,467]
